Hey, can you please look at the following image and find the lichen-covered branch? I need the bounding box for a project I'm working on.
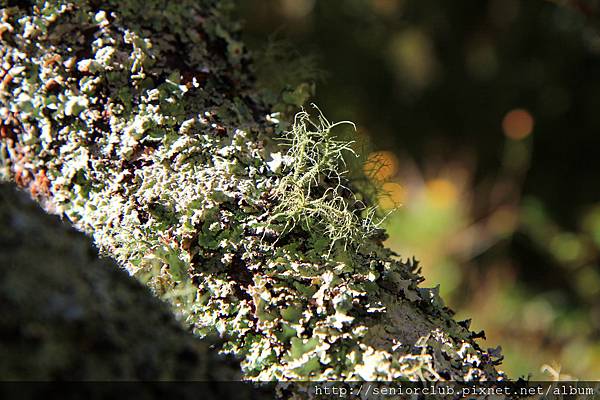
[0,0,504,381]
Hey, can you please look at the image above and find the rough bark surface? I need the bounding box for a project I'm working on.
[0,0,505,382]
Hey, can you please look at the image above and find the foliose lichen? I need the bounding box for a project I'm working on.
[0,0,505,384]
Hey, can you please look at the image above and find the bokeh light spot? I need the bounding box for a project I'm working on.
[502,108,534,140]
[388,28,437,90]
[378,182,405,210]
[364,150,399,182]
[550,233,583,264]
[426,179,458,209]
[280,0,315,19]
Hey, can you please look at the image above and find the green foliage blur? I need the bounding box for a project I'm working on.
[240,0,600,380]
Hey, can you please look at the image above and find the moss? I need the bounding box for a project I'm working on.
[0,0,505,383]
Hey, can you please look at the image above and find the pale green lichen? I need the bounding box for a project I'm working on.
[0,0,505,385]
[269,105,382,252]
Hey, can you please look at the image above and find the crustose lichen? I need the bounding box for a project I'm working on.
[269,105,383,252]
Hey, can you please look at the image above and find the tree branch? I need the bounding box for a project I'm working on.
[0,0,504,382]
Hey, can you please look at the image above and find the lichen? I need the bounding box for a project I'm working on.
[0,0,505,384]
[268,105,382,252]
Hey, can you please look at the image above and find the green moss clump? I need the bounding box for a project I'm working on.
[0,0,505,383]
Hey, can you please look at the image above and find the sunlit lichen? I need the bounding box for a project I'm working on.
[268,105,382,252]
[0,0,505,384]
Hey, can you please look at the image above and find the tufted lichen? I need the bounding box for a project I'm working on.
[268,105,382,253]
[0,0,505,385]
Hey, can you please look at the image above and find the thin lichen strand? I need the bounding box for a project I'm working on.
[0,0,504,382]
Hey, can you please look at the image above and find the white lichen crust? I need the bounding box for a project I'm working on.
[0,0,504,382]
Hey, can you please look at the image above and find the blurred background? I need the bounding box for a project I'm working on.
[239,0,600,380]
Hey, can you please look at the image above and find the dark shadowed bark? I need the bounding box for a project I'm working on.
[0,182,275,400]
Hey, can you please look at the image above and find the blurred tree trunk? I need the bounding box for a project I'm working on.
[0,0,504,382]
[0,182,266,399]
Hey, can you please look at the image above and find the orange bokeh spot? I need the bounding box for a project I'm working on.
[364,150,399,182]
[502,108,534,140]
[426,178,458,208]
[378,182,405,210]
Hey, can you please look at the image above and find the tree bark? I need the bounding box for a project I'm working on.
[0,0,504,381]
[0,182,268,400]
